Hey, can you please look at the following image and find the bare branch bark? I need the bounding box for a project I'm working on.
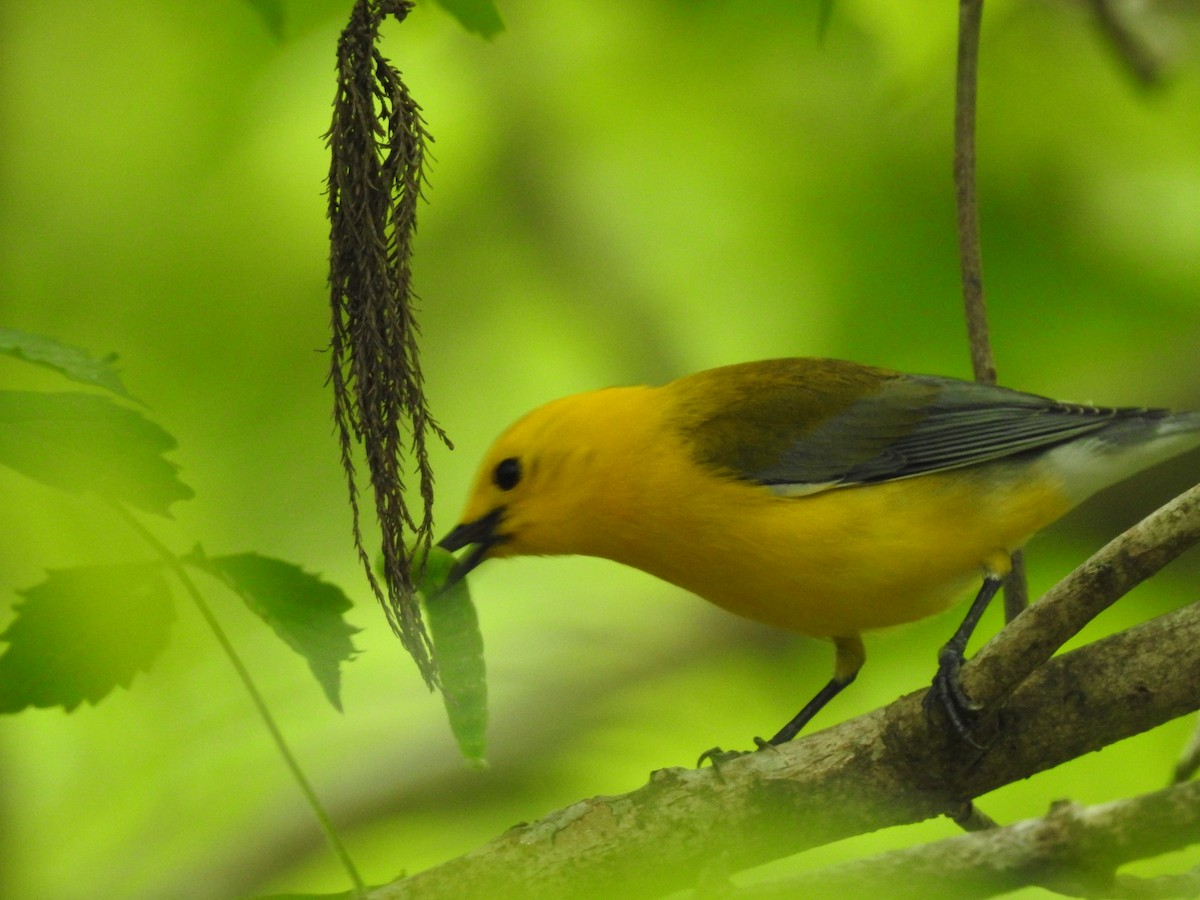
[730,781,1200,900]
[371,555,1200,899]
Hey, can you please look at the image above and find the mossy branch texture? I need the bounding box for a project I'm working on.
[327,0,451,687]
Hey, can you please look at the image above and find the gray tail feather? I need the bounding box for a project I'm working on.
[1158,409,1200,437]
[1052,407,1200,505]
[1094,408,1200,447]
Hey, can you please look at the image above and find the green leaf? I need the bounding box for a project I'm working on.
[0,564,175,713]
[433,0,504,39]
[184,550,360,711]
[417,546,488,767]
[0,390,193,515]
[0,326,135,400]
[240,0,284,39]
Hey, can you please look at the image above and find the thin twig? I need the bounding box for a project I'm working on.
[953,0,1028,622]
[1002,549,1029,622]
[108,501,367,898]
[952,801,1002,833]
[954,0,993,387]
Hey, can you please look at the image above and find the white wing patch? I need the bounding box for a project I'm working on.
[767,480,844,498]
[1044,427,1200,505]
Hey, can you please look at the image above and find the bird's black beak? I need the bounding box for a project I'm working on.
[437,507,507,588]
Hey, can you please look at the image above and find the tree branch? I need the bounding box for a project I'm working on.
[730,780,1200,900]
[371,557,1200,898]
[962,481,1200,716]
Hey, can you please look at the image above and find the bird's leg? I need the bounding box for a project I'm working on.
[698,635,864,768]
[924,572,1004,744]
[763,635,865,746]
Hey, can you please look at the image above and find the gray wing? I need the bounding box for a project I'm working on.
[749,375,1165,491]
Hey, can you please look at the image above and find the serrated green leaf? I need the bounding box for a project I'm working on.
[417,546,487,767]
[185,550,359,711]
[0,564,175,713]
[433,0,504,39]
[0,326,135,400]
[240,0,284,39]
[0,390,193,515]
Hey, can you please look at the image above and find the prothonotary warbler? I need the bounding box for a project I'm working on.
[438,358,1200,748]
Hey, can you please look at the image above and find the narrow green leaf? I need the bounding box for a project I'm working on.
[0,564,175,713]
[240,0,284,39]
[0,326,134,400]
[184,550,360,711]
[417,546,488,767]
[0,391,193,515]
[433,0,504,39]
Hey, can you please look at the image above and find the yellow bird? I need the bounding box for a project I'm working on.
[439,358,1200,746]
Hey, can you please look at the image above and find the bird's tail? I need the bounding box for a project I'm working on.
[1156,409,1200,438]
[1047,408,1200,505]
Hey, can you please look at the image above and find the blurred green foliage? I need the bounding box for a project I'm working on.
[1,0,1198,897]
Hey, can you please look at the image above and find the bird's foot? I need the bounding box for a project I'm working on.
[697,737,778,770]
[923,648,987,749]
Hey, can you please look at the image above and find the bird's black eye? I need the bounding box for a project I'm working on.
[493,457,522,491]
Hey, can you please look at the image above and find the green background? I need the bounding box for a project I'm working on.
[2,0,1199,896]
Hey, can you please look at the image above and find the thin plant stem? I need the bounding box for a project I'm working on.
[107,499,367,898]
[955,0,993,387]
[954,0,1027,622]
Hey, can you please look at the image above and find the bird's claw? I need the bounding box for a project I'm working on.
[697,746,750,769]
[697,736,778,771]
[924,649,987,749]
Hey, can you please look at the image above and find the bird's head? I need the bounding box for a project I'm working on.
[438,387,651,586]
